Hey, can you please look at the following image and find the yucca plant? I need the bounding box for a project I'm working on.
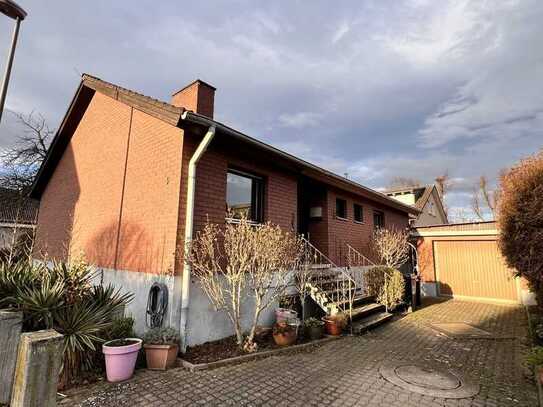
[0,257,134,388]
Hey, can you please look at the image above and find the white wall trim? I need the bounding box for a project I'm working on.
[412,230,498,237]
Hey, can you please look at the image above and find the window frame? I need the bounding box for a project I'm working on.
[373,210,385,230]
[353,203,364,223]
[335,198,348,220]
[225,168,265,224]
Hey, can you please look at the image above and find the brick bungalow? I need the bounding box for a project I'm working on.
[31,74,418,345]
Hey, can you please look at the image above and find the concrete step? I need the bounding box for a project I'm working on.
[333,293,373,307]
[349,303,385,320]
[351,311,393,335]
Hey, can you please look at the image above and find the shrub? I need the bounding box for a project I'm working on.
[371,228,410,269]
[0,257,133,387]
[186,217,303,352]
[104,317,135,341]
[143,327,180,345]
[527,346,543,367]
[364,266,405,311]
[304,317,324,327]
[498,150,543,307]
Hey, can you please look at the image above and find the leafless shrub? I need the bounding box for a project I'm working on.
[186,218,303,352]
[371,228,410,269]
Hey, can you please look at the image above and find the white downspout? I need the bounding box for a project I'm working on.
[179,121,216,352]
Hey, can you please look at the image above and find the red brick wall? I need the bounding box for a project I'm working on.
[171,81,215,118]
[323,188,410,265]
[175,135,299,271]
[35,92,183,275]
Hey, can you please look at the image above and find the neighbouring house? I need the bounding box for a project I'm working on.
[30,74,419,345]
[385,184,448,226]
[0,187,38,250]
[414,221,534,305]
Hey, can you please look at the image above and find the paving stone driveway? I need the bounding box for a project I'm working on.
[64,299,538,406]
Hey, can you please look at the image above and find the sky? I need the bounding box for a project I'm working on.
[0,0,542,220]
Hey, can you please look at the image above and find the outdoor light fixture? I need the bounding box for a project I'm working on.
[0,0,27,124]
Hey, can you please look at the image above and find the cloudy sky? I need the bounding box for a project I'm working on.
[0,0,541,220]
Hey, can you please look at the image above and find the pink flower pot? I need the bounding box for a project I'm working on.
[102,338,142,382]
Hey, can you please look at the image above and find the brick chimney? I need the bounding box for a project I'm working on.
[171,79,216,118]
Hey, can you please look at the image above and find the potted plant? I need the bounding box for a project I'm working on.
[322,314,346,336]
[143,327,180,370]
[272,321,297,346]
[304,317,325,340]
[102,337,142,382]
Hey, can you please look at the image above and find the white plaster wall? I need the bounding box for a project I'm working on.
[96,267,182,335]
[97,268,297,346]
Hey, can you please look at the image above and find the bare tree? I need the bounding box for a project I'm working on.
[186,218,303,352]
[1,111,53,191]
[371,228,410,269]
[387,177,422,189]
[471,176,499,220]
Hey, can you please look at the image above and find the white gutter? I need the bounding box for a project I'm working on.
[179,119,216,352]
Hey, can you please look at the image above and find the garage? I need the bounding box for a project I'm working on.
[415,221,528,304]
[433,240,518,303]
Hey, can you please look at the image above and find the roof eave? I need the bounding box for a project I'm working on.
[181,111,420,215]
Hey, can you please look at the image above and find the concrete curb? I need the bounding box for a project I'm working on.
[178,336,340,372]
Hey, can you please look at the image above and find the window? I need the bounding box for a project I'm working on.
[336,198,347,219]
[353,204,363,223]
[373,210,385,229]
[226,169,264,222]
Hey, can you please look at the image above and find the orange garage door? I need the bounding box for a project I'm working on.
[434,240,519,303]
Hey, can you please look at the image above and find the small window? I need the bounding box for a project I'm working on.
[336,198,347,219]
[354,204,363,223]
[373,210,385,229]
[226,169,264,222]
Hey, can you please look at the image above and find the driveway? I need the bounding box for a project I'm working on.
[64,299,538,406]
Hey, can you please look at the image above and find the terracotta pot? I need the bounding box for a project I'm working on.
[272,330,297,346]
[144,343,179,370]
[305,324,325,340]
[323,318,343,336]
[538,366,543,385]
[102,338,142,382]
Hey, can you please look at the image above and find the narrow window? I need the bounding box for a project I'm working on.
[354,204,363,223]
[226,169,264,222]
[336,198,347,219]
[373,210,385,229]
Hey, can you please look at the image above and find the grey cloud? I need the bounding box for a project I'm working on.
[0,0,541,216]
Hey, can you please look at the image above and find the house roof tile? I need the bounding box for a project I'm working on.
[31,74,420,216]
[0,188,39,224]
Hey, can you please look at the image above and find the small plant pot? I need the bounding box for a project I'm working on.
[103,338,142,382]
[323,317,343,336]
[538,365,543,385]
[272,330,297,346]
[305,323,325,340]
[144,343,179,370]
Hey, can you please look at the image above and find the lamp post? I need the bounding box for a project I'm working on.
[0,0,27,124]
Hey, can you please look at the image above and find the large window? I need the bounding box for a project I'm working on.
[354,203,363,223]
[336,198,347,219]
[226,169,264,222]
[373,210,385,229]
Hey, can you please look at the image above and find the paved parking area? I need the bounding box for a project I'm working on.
[64,299,538,406]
